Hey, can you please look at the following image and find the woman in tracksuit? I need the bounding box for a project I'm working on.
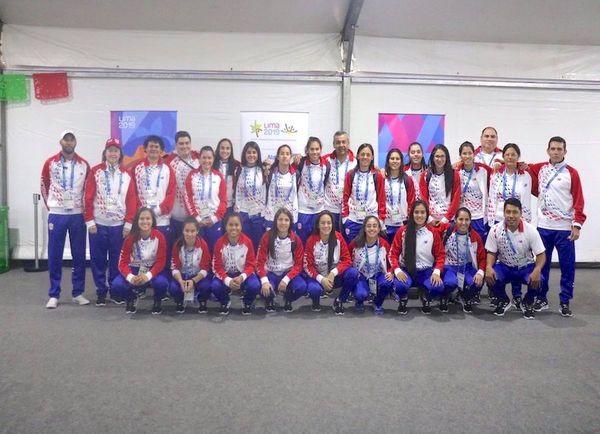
[345,216,394,315]
[112,207,169,315]
[169,216,212,314]
[84,138,137,306]
[390,200,445,314]
[263,145,298,230]
[304,210,352,314]
[256,207,306,312]
[383,148,416,243]
[213,138,240,216]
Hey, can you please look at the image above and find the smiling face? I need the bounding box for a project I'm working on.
[183,222,198,246]
[387,151,402,173]
[358,146,373,171]
[413,204,427,226]
[547,141,566,164]
[460,147,474,169]
[503,147,519,169]
[219,140,232,161]
[318,214,333,238]
[333,133,349,158]
[307,141,322,163]
[138,210,153,233]
[60,135,76,156]
[245,147,258,166]
[145,140,162,162]
[276,212,291,235]
[175,136,191,159]
[226,217,242,240]
[480,128,498,153]
[105,146,121,165]
[200,150,214,172]
[409,144,423,167]
[504,204,521,229]
[364,217,380,241]
[455,210,471,233]
[433,149,446,171]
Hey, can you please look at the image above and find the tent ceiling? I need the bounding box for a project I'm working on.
[1,0,600,46]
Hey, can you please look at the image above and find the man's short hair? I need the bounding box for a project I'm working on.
[548,136,566,150]
[175,131,191,143]
[333,130,349,141]
[143,135,165,150]
[504,197,522,211]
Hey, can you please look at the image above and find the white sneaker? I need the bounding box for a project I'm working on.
[46,297,59,309]
[72,295,90,305]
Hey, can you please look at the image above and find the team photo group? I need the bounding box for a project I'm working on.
[40,127,586,319]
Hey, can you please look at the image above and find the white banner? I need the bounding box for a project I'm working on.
[240,111,308,161]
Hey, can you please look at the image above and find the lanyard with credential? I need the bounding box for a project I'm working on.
[274,170,293,201]
[183,246,195,274]
[545,164,566,190]
[335,158,349,187]
[145,164,163,192]
[502,171,517,200]
[455,233,469,271]
[504,226,518,255]
[355,171,370,204]
[364,241,380,276]
[389,177,402,207]
[462,168,475,194]
[61,155,75,191]
[481,152,496,167]
[307,163,324,194]
[104,168,123,196]
[200,171,213,201]
[244,166,258,197]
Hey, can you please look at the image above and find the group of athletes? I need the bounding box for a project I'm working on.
[40,127,586,319]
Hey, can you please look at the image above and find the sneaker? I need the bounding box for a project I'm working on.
[175,302,185,314]
[513,296,522,312]
[439,297,449,313]
[522,305,536,320]
[242,304,252,315]
[489,296,498,309]
[397,298,408,315]
[284,300,293,313]
[321,292,330,299]
[161,295,170,302]
[125,299,136,314]
[96,295,107,307]
[72,295,90,305]
[265,300,276,313]
[533,298,549,312]
[46,297,58,309]
[421,299,432,315]
[152,300,162,315]
[472,293,481,305]
[197,301,208,314]
[355,302,365,313]
[366,293,375,305]
[373,305,384,315]
[111,296,125,305]
[311,300,321,312]
[559,302,572,317]
[219,302,230,316]
[461,298,473,313]
[493,300,512,316]
[333,298,344,315]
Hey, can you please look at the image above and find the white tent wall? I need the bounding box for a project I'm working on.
[6,77,341,259]
[349,82,599,261]
[2,25,342,72]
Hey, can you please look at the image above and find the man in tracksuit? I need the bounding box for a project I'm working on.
[41,130,91,308]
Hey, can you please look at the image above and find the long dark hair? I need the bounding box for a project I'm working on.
[408,142,427,169]
[312,210,338,271]
[384,148,406,180]
[268,207,294,258]
[428,144,454,194]
[213,138,237,175]
[356,143,375,171]
[353,215,383,248]
[177,216,201,249]
[240,141,264,186]
[130,207,157,242]
[404,200,429,277]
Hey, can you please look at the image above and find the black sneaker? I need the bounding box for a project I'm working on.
[284,300,293,312]
[333,298,344,315]
[198,301,208,314]
[523,305,536,320]
[533,298,549,312]
[421,300,432,315]
[559,302,572,317]
[125,299,136,314]
[111,296,125,305]
[242,304,252,315]
[472,293,481,305]
[96,295,107,307]
[152,300,162,315]
[366,293,375,305]
[311,300,321,312]
[397,298,408,315]
[513,296,522,312]
[439,297,449,313]
[220,303,230,316]
[461,298,473,313]
[493,300,512,316]
[489,296,498,308]
[161,295,170,302]
[265,300,276,313]
[175,302,185,314]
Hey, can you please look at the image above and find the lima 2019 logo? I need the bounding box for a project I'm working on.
[251,120,298,138]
